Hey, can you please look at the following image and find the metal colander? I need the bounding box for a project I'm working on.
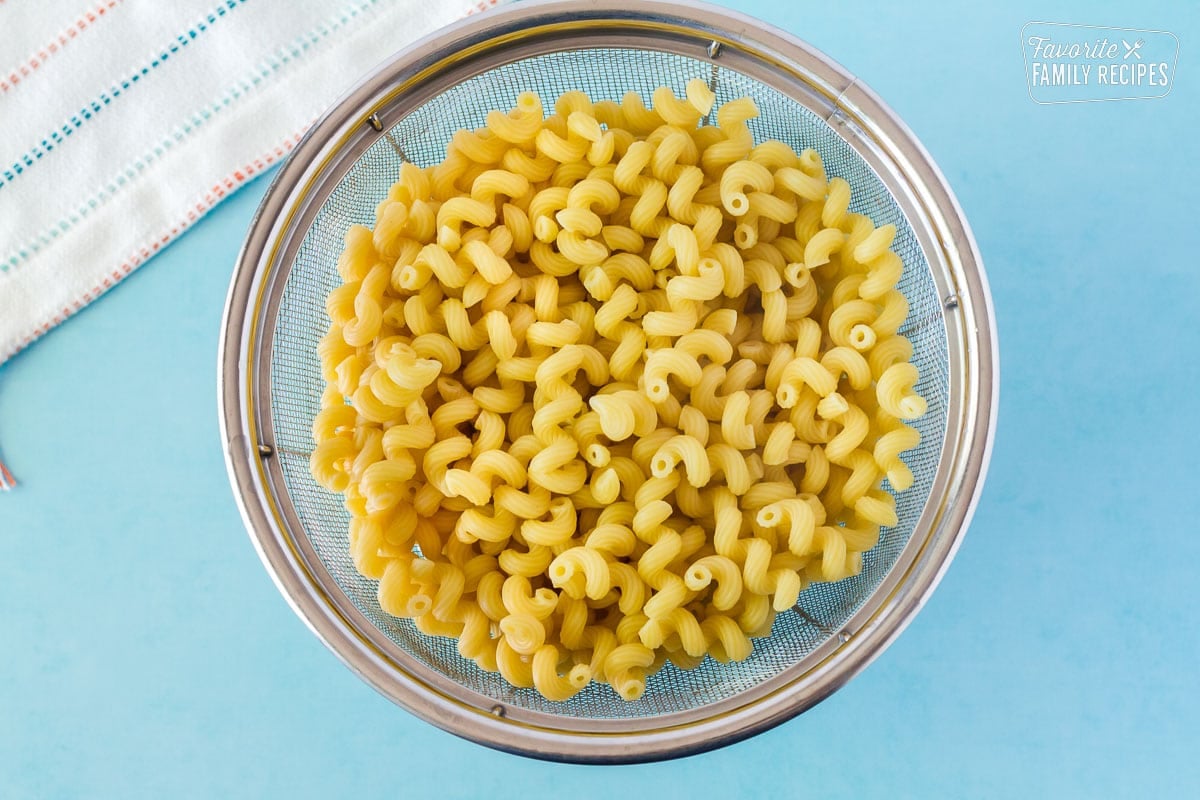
[219,0,997,763]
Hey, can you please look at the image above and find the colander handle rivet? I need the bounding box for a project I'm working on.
[490,704,506,717]
[258,444,274,457]
[367,113,383,132]
[943,294,959,310]
[707,40,722,59]
[838,630,853,644]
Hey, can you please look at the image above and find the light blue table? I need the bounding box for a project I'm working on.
[3,2,1197,797]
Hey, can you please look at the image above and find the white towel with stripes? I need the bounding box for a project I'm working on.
[0,0,493,365]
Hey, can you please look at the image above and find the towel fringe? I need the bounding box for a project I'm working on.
[0,457,16,491]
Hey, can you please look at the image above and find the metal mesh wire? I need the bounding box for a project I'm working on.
[266,48,950,720]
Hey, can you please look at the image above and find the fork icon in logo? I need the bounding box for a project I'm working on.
[1122,39,1145,59]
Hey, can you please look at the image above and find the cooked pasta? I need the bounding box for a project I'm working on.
[312,81,927,703]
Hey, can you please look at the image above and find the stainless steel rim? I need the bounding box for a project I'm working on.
[218,0,998,763]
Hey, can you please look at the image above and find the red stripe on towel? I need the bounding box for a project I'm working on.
[0,1,122,94]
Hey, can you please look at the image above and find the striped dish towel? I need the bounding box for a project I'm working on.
[0,0,496,363]
[0,0,497,488]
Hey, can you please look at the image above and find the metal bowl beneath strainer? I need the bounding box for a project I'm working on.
[218,0,997,763]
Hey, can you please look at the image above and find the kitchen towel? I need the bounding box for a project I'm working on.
[0,0,496,366]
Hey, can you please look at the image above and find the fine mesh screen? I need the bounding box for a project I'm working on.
[267,48,950,720]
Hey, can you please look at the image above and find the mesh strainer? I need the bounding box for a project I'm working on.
[218,0,997,763]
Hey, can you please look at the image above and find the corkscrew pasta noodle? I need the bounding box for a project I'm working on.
[311,80,927,702]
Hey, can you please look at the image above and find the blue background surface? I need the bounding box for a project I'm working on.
[2,1,1197,797]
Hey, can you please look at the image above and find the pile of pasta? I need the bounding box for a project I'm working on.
[311,79,927,702]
